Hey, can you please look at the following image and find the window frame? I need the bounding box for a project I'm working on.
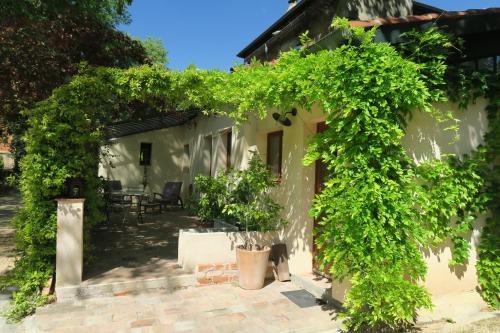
[226,130,232,170]
[139,142,152,166]
[266,130,283,179]
[204,135,213,177]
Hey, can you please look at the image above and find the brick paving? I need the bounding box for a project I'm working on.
[15,281,341,333]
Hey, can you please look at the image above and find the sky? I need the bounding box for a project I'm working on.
[120,1,500,71]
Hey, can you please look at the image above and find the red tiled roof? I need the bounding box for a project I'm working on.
[0,136,12,153]
[350,8,500,28]
[0,142,10,153]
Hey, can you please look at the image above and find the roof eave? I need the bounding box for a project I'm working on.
[237,0,313,59]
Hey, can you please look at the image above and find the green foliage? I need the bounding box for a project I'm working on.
[193,153,285,233]
[398,28,499,308]
[0,0,147,171]
[138,36,169,66]
[193,172,231,222]
[223,153,285,233]
[7,17,499,329]
[0,156,4,186]
[301,21,444,329]
[469,72,500,308]
[399,27,456,97]
[415,155,487,265]
[344,267,432,332]
[0,257,54,321]
[0,0,133,26]
[2,72,111,321]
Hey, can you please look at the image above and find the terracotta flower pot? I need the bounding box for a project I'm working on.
[236,245,271,290]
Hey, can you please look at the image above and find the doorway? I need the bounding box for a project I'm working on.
[313,121,329,275]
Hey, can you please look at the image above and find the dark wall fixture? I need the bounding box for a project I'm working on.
[65,177,84,198]
[139,142,152,166]
[272,108,297,126]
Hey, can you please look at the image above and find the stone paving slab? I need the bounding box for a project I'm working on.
[12,281,342,333]
[5,281,500,333]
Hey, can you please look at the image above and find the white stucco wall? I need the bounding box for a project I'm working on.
[402,99,488,295]
[99,126,186,195]
[252,106,326,275]
[100,99,489,296]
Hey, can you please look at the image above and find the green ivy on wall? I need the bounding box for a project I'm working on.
[445,67,500,308]
[1,18,498,331]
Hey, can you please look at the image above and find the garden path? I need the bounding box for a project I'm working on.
[17,281,341,333]
[0,189,18,276]
[0,189,20,333]
[7,281,500,333]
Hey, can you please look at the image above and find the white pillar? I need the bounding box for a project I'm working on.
[56,198,85,287]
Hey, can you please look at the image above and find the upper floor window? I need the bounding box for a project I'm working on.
[267,131,283,178]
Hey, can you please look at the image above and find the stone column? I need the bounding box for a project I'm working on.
[56,198,85,288]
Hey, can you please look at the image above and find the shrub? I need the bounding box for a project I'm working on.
[192,172,231,222]
[223,152,285,233]
[193,152,286,235]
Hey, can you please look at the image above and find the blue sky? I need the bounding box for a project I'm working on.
[120,1,500,71]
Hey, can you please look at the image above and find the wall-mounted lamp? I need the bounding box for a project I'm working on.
[272,108,297,127]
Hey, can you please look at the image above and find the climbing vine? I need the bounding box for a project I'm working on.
[444,67,500,308]
[2,18,499,331]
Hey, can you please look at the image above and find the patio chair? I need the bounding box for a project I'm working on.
[104,180,134,226]
[107,180,123,192]
[153,182,183,210]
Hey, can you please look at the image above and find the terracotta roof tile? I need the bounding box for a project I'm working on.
[350,8,500,28]
[0,143,11,153]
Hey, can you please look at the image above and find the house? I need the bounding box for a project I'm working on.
[99,1,500,300]
[0,138,14,171]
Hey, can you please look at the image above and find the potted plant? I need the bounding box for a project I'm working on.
[223,152,286,289]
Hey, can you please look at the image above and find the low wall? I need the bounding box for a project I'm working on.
[178,228,280,272]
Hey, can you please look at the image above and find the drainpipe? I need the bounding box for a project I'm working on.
[288,0,297,11]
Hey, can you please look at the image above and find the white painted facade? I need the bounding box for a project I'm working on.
[99,100,488,295]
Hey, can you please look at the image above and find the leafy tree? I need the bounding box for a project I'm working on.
[0,0,147,168]
[139,36,169,66]
[0,0,133,25]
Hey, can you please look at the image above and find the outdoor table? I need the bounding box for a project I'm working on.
[111,189,147,225]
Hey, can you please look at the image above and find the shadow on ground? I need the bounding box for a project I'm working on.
[84,209,202,284]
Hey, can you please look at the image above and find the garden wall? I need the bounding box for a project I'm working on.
[177,228,280,272]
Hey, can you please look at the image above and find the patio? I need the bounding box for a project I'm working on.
[27,281,340,333]
[84,209,201,285]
